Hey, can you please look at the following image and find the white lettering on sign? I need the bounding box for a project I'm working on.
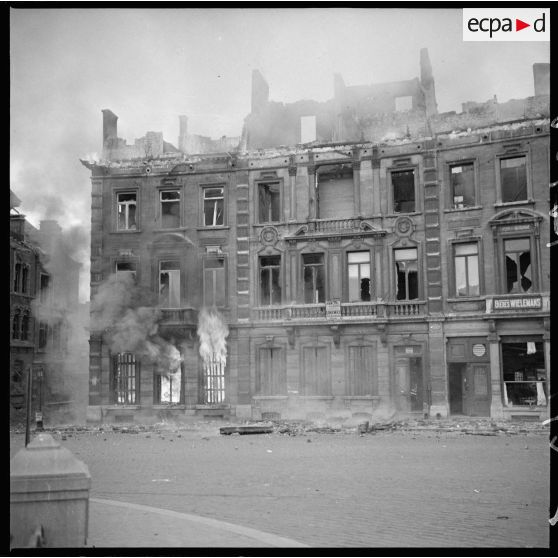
[326,300,341,318]
[493,297,542,310]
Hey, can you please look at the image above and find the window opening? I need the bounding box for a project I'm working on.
[450,163,475,208]
[500,156,527,203]
[21,265,28,294]
[40,274,50,304]
[204,258,225,307]
[117,193,137,230]
[454,243,479,297]
[258,183,280,223]
[161,190,180,229]
[202,356,226,403]
[116,261,137,282]
[159,261,181,307]
[392,170,415,213]
[21,311,30,341]
[260,256,281,305]
[203,187,224,227]
[504,238,532,293]
[112,353,138,404]
[13,262,22,292]
[39,322,48,349]
[12,309,21,340]
[395,248,418,300]
[502,341,546,406]
[303,253,325,303]
[316,164,354,219]
[348,251,371,301]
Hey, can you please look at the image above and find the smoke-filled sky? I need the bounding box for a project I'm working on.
[10,7,549,301]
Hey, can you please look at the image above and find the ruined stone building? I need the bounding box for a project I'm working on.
[81,51,550,424]
[10,192,84,424]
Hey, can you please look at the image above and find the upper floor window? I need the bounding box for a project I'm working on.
[159,261,181,307]
[259,256,281,306]
[39,322,48,349]
[347,251,371,302]
[394,248,418,300]
[13,262,29,293]
[21,311,30,341]
[12,309,21,340]
[160,190,181,229]
[392,169,415,213]
[316,164,354,219]
[203,187,224,227]
[303,253,325,304]
[258,183,280,223]
[117,192,137,230]
[116,261,137,282]
[500,156,527,203]
[40,273,50,304]
[204,258,226,307]
[450,163,475,209]
[454,242,480,297]
[504,238,532,293]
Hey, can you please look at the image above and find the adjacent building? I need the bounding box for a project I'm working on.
[82,52,550,424]
[10,193,84,425]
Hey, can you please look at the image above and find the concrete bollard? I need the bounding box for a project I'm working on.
[10,433,91,548]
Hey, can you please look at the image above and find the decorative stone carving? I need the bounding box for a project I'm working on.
[260,226,279,246]
[394,216,414,237]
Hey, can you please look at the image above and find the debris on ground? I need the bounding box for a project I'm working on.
[220,424,274,435]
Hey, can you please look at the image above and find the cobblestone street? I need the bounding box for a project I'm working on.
[10,422,550,548]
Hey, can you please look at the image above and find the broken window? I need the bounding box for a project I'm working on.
[258,183,280,223]
[154,365,183,404]
[160,190,181,229]
[12,309,21,340]
[40,274,50,304]
[301,346,330,395]
[500,156,527,203]
[450,163,475,209]
[316,164,354,219]
[347,345,377,396]
[204,258,226,307]
[257,347,286,395]
[300,115,317,144]
[259,256,281,306]
[201,357,226,404]
[303,253,325,304]
[20,310,30,341]
[502,340,546,406]
[454,243,480,297]
[116,261,137,282]
[159,261,181,307]
[395,248,419,300]
[504,238,532,293]
[203,187,224,227]
[112,352,139,405]
[392,169,415,213]
[347,251,371,302]
[117,192,137,230]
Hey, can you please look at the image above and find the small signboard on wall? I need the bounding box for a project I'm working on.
[493,296,542,310]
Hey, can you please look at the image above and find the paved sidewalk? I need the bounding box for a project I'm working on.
[88,498,308,548]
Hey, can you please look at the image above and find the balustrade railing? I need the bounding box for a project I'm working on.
[386,301,424,317]
[312,218,361,233]
[160,308,198,323]
[341,302,378,318]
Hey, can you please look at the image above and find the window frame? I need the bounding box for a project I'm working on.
[153,361,185,405]
[502,236,535,295]
[449,239,483,299]
[114,189,139,232]
[115,261,138,283]
[393,246,420,301]
[111,352,140,405]
[203,255,227,308]
[259,254,282,306]
[158,259,182,308]
[200,184,226,228]
[495,152,532,205]
[389,166,418,214]
[447,160,478,210]
[301,252,326,304]
[159,188,182,230]
[256,181,282,224]
[346,250,372,302]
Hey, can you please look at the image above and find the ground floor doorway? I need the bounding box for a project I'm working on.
[448,362,490,416]
[394,346,424,412]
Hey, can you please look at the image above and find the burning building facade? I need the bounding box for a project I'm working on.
[82,51,550,423]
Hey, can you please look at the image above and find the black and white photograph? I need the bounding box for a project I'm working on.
[9,4,554,551]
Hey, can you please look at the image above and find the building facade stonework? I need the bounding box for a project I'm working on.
[82,55,550,424]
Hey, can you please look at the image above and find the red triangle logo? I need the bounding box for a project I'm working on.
[516,19,530,31]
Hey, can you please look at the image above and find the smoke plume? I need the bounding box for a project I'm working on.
[197,307,229,365]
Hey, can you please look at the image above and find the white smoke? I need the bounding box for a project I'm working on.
[197,307,229,365]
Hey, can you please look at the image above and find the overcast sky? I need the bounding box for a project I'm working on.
[10,7,549,301]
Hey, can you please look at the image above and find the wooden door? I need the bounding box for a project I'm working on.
[463,364,490,416]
